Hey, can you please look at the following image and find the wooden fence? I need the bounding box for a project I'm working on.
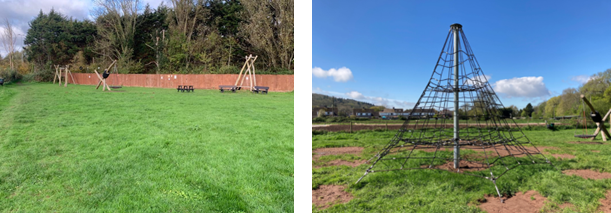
[68,73,294,92]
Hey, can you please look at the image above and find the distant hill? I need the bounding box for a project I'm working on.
[312,93,375,109]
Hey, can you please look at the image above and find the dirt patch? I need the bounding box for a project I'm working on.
[550,154,575,159]
[312,185,353,210]
[314,159,367,168]
[593,150,601,153]
[312,147,364,160]
[422,160,490,172]
[568,141,603,144]
[563,170,611,180]
[598,190,611,213]
[479,190,546,213]
[398,145,556,157]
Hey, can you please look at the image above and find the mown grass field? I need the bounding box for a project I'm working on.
[0,83,293,212]
[313,128,611,212]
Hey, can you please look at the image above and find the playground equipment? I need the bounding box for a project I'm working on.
[356,24,552,203]
[94,60,117,91]
[53,65,76,87]
[218,55,269,94]
[574,95,611,140]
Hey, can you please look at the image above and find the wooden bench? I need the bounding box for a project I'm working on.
[177,85,194,92]
[253,86,269,94]
[218,85,237,93]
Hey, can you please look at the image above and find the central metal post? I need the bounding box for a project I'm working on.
[452,23,461,169]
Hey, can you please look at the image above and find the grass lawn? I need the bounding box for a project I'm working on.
[313,128,611,212]
[0,83,293,212]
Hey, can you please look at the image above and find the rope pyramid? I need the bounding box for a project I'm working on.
[356,24,552,203]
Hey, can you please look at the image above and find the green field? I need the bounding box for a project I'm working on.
[0,83,293,212]
[313,129,611,212]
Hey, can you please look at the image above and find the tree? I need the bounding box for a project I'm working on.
[317,109,326,118]
[24,10,97,68]
[93,0,141,70]
[241,0,294,70]
[521,110,528,118]
[2,18,17,70]
[370,106,385,112]
[544,96,561,118]
[523,103,534,117]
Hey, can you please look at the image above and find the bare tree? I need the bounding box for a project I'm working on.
[145,30,167,74]
[167,0,206,70]
[241,0,294,70]
[1,17,17,70]
[93,0,140,69]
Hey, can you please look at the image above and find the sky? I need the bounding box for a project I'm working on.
[312,0,611,110]
[0,0,166,56]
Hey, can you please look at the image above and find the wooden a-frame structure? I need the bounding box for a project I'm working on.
[53,65,76,87]
[580,94,611,141]
[94,60,117,91]
[234,54,258,91]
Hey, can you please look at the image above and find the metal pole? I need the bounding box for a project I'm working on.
[452,23,461,169]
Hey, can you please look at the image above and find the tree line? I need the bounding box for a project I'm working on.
[0,0,293,82]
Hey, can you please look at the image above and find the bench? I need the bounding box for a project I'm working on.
[218,85,237,93]
[253,86,269,94]
[177,85,194,92]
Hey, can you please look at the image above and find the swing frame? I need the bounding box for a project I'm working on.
[94,60,117,91]
[575,95,611,141]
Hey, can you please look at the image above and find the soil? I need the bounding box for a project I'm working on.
[562,170,611,180]
[423,160,490,172]
[593,150,601,153]
[314,159,367,168]
[312,147,364,160]
[478,190,547,213]
[550,154,576,159]
[399,145,557,157]
[568,141,603,144]
[598,190,611,213]
[312,185,353,210]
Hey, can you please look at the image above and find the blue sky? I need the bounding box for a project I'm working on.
[312,0,611,110]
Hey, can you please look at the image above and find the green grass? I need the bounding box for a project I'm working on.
[313,118,570,125]
[0,83,293,212]
[313,128,611,212]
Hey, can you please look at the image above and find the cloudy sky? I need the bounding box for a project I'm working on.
[313,0,611,110]
[0,0,166,56]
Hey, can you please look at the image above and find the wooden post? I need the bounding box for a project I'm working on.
[58,67,62,86]
[234,55,251,86]
[64,65,69,87]
[53,65,59,84]
[252,56,258,87]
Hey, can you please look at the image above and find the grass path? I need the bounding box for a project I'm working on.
[0,83,293,212]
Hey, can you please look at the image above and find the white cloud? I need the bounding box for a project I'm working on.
[493,76,551,99]
[464,74,491,86]
[570,75,593,84]
[345,91,364,99]
[312,67,354,82]
[344,90,415,109]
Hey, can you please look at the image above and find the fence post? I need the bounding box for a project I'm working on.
[350,121,352,133]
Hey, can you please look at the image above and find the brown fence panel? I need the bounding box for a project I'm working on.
[69,73,294,91]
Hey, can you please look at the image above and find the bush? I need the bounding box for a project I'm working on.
[0,68,22,83]
[312,117,326,122]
